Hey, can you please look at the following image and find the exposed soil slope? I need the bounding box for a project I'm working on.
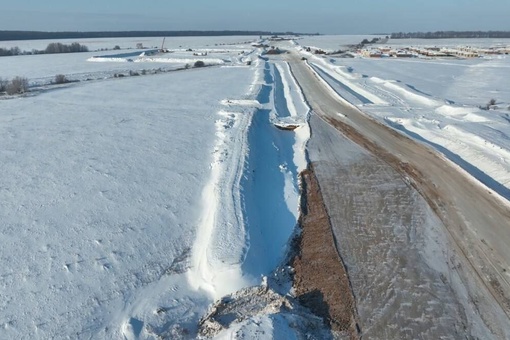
[292,167,360,338]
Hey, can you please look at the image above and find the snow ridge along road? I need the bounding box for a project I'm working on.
[282,48,510,337]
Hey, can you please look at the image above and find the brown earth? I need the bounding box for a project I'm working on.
[292,167,360,339]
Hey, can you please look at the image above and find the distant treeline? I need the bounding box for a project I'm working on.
[45,42,88,53]
[0,30,308,41]
[0,42,88,57]
[391,31,510,39]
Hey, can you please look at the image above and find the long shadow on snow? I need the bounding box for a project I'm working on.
[311,64,373,105]
[240,61,300,278]
[240,108,299,277]
[273,66,292,118]
[386,119,510,201]
[263,63,273,85]
[256,62,273,104]
[406,84,432,97]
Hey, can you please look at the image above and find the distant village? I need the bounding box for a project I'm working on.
[358,45,510,58]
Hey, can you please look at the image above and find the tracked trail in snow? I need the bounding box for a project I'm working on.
[280,49,510,337]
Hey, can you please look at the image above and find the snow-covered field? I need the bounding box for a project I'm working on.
[293,38,510,202]
[0,37,311,338]
[3,34,509,338]
[0,36,259,86]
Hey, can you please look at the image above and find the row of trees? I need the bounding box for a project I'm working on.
[44,42,88,53]
[1,58,211,95]
[391,31,510,39]
[0,42,89,57]
[0,46,21,56]
[0,74,71,95]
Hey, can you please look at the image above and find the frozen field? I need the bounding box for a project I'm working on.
[294,40,510,201]
[0,36,259,86]
[0,37,313,338]
[0,64,246,338]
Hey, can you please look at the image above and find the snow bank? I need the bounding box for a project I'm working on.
[382,80,440,106]
[273,61,311,171]
[136,57,226,65]
[308,60,387,105]
[435,105,489,122]
[88,56,226,65]
[87,56,130,63]
[187,106,255,298]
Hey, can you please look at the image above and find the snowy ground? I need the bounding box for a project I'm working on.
[292,38,510,202]
[0,36,258,86]
[0,37,312,338]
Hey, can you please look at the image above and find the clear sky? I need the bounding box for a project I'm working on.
[1,0,509,34]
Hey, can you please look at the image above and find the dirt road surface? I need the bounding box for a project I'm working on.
[280,50,510,338]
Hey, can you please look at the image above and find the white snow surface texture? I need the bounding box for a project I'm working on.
[0,68,241,337]
[0,38,310,339]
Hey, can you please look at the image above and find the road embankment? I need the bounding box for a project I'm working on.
[283,48,510,338]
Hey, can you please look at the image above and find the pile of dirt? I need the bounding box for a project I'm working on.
[197,278,326,338]
[292,167,360,338]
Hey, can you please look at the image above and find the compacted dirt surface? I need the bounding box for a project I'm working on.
[276,50,510,338]
[307,114,472,338]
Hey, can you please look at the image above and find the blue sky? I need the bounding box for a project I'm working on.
[1,0,509,33]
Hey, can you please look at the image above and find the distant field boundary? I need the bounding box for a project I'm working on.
[0,30,311,41]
